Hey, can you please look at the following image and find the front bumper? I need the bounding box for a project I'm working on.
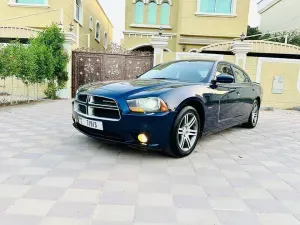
[72,109,176,151]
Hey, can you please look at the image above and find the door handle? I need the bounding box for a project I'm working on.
[237,92,241,96]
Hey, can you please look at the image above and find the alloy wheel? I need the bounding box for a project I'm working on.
[177,113,198,152]
[252,101,259,125]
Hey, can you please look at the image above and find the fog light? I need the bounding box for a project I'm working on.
[138,133,148,143]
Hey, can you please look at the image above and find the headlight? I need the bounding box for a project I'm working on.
[127,97,168,113]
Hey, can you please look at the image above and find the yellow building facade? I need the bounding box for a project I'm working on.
[123,0,250,52]
[0,0,113,49]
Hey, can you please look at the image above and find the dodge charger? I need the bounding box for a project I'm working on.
[72,60,262,158]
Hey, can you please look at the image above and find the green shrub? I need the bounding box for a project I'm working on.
[247,26,300,47]
[31,24,69,89]
[44,82,59,99]
[0,24,69,100]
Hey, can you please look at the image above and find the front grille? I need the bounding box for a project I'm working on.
[75,95,120,121]
[77,94,87,102]
[91,107,120,119]
[75,102,87,114]
[92,96,117,107]
[78,104,87,114]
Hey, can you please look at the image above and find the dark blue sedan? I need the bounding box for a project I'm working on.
[72,60,262,158]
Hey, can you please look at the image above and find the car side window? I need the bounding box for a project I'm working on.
[215,63,234,77]
[233,67,250,83]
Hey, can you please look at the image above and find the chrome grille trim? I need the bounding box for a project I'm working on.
[88,103,118,109]
[76,94,88,103]
[74,102,87,114]
[74,94,121,121]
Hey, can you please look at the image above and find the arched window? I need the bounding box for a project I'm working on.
[95,21,100,42]
[89,16,93,30]
[160,1,170,25]
[148,1,157,25]
[74,0,83,24]
[104,32,108,49]
[134,0,144,24]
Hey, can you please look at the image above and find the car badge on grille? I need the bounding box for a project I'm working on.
[103,100,115,104]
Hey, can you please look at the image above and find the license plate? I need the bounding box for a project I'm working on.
[78,117,103,130]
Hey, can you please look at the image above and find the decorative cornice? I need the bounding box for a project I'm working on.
[64,32,77,45]
[178,37,231,45]
[123,30,177,37]
[151,36,169,49]
[130,24,172,30]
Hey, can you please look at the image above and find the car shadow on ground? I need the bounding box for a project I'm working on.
[78,125,242,158]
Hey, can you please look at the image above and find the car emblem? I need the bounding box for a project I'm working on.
[103,100,115,104]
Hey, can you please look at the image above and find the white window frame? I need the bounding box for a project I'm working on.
[74,0,83,26]
[89,16,93,31]
[95,21,101,43]
[104,31,108,49]
[195,0,237,17]
[8,0,49,8]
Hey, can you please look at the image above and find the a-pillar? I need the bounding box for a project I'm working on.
[231,41,253,70]
[57,32,77,99]
[150,36,169,66]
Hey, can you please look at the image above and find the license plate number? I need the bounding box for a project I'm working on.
[78,117,103,130]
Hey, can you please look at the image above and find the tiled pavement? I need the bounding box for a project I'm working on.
[1,100,300,225]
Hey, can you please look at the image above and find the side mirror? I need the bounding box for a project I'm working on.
[215,74,234,84]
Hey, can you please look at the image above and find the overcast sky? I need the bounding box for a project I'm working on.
[99,0,261,44]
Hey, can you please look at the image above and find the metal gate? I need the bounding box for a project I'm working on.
[72,44,153,97]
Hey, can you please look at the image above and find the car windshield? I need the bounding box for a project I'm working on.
[138,61,214,83]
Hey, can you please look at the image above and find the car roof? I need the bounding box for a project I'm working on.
[171,59,218,63]
[170,59,238,65]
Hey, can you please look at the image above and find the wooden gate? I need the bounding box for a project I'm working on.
[72,44,153,97]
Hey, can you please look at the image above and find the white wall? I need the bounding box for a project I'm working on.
[259,0,300,32]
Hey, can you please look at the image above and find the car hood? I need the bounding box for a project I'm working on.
[78,79,200,98]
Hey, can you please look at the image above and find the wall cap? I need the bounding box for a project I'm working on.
[231,41,253,55]
[151,36,169,49]
[64,32,77,45]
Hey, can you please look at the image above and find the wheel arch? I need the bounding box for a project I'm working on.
[256,96,261,107]
[175,97,206,134]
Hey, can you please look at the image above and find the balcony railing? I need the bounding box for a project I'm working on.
[0,26,41,40]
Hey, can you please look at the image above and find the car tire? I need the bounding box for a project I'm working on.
[165,106,201,158]
[243,100,260,128]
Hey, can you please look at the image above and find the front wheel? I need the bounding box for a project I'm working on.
[165,106,201,158]
[243,100,259,128]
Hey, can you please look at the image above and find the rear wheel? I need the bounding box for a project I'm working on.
[243,100,259,128]
[165,106,201,158]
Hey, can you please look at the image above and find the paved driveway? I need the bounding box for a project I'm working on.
[1,100,300,225]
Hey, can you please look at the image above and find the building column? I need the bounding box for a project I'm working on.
[57,32,77,99]
[231,41,253,69]
[150,36,169,66]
